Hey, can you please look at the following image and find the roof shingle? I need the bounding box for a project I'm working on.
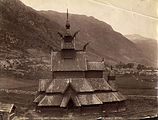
[0,103,14,113]
[77,94,102,105]
[96,92,126,102]
[87,62,104,71]
[87,78,114,91]
[38,95,63,106]
[51,52,87,71]
[46,78,94,93]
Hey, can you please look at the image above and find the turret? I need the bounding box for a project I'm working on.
[57,9,80,59]
[58,9,75,50]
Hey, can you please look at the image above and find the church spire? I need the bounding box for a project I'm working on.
[67,9,68,20]
[66,9,70,29]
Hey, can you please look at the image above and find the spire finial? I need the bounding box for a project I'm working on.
[67,8,68,21]
[66,8,70,29]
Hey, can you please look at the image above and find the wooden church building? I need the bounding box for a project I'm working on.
[33,10,126,113]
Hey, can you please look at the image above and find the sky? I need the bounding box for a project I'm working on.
[20,0,158,40]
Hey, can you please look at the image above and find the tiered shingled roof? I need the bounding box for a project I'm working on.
[34,77,125,107]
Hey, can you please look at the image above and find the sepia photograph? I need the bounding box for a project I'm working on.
[0,0,157,119]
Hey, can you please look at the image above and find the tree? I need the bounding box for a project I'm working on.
[137,64,146,70]
[126,63,134,68]
[116,61,125,69]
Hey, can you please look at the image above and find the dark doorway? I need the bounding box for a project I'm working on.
[67,98,75,109]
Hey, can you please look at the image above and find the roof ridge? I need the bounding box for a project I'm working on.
[62,79,77,94]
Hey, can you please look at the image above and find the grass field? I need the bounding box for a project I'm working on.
[116,74,157,96]
[0,73,38,90]
[116,74,157,89]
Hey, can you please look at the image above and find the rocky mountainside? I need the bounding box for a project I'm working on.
[0,0,154,66]
[125,34,157,66]
[0,0,63,53]
[0,0,61,79]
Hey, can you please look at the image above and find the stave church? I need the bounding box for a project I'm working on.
[33,10,126,114]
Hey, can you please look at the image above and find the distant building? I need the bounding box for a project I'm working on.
[139,69,158,76]
[0,103,15,120]
[34,10,126,113]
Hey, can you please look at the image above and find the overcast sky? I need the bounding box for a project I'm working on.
[20,0,158,40]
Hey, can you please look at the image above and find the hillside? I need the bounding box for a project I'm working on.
[0,0,63,53]
[0,0,61,79]
[125,34,157,66]
[0,0,154,67]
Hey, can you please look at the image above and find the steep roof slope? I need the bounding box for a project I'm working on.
[35,78,126,107]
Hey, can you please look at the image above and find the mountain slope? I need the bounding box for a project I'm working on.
[0,0,63,53]
[125,34,157,66]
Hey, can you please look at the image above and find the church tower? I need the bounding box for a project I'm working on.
[58,9,78,59]
[61,9,75,50]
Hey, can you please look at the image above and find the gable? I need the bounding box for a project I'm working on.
[45,78,113,94]
[38,95,63,106]
[60,87,81,107]
[46,78,94,93]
